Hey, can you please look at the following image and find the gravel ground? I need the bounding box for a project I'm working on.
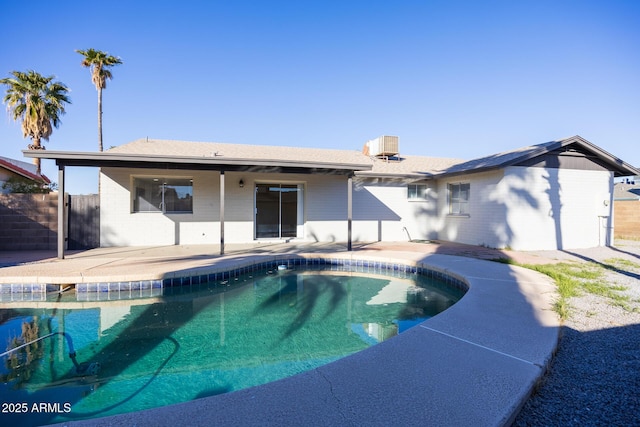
[513,240,640,427]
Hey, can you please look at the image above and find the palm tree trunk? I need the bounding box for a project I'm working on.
[32,137,42,176]
[97,87,103,152]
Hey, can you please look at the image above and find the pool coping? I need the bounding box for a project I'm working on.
[30,249,560,427]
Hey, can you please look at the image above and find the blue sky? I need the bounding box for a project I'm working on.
[1,0,639,194]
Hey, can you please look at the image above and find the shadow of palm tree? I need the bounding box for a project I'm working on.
[253,272,347,340]
[610,244,640,261]
[561,249,640,281]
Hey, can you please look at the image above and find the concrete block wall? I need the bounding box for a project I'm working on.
[0,193,58,250]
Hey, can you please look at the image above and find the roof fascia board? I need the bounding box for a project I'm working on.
[354,171,435,180]
[565,136,640,176]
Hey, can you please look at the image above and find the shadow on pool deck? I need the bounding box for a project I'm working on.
[0,241,561,427]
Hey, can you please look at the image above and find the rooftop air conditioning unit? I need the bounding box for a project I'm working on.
[365,135,399,158]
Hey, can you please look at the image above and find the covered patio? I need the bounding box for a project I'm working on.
[24,146,374,259]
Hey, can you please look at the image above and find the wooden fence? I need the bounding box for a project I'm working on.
[614,200,640,239]
[67,194,100,250]
[0,193,100,251]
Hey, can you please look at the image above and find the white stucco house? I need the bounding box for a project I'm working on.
[26,135,640,257]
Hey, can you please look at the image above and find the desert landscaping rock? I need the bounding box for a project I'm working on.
[514,240,640,426]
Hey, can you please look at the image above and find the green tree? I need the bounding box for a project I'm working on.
[76,48,122,152]
[1,176,56,193]
[0,70,71,175]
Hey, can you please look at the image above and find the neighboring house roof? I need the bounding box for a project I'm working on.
[23,135,640,180]
[0,156,50,183]
[614,182,640,201]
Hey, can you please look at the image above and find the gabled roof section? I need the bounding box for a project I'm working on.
[0,156,50,183]
[434,135,640,178]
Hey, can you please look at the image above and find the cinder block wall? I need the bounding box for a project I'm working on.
[0,194,58,250]
[614,200,640,239]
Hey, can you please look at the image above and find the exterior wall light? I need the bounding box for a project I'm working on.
[239,179,244,188]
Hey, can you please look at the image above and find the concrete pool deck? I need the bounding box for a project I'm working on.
[0,241,560,426]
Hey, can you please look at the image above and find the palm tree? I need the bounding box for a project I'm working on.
[76,48,122,152]
[0,70,71,176]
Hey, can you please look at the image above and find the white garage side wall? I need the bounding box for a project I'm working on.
[501,166,613,250]
[351,180,438,242]
[434,167,613,250]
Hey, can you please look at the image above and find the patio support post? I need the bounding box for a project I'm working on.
[220,170,225,256]
[347,174,353,251]
[57,164,65,259]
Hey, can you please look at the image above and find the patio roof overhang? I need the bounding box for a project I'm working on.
[22,149,373,175]
[354,171,434,180]
[23,149,368,259]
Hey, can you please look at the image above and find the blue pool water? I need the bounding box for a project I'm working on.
[0,265,464,426]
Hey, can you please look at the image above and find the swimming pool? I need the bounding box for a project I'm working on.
[1,264,464,426]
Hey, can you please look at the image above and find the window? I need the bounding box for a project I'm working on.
[407,184,428,201]
[133,177,193,213]
[448,182,470,215]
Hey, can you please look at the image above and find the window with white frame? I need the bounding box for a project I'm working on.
[133,177,193,213]
[448,182,470,215]
[407,184,428,200]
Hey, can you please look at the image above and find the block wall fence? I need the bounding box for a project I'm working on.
[0,193,59,250]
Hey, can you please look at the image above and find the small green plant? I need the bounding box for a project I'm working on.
[553,298,571,320]
[503,261,634,320]
[604,258,640,271]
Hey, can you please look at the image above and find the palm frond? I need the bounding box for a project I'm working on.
[76,48,122,89]
[0,69,70,142]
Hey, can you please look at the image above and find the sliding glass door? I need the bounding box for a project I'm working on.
[255,184,299,239]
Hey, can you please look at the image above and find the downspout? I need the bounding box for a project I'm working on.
[347,174,353,251]
[220,170,225,256]
[58,164,65,259]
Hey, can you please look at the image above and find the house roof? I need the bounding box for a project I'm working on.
[22,135,639,179]
[108,138,372,169]
[108,139,466,179]
[432,135,640,178]
[0,156,50,183]
[357,155,464,179]
[614,182,640,200]
[23,139,374,174]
